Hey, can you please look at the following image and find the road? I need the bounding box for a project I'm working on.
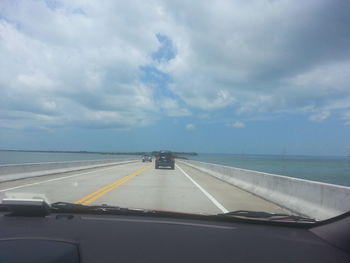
[0,161,290,215]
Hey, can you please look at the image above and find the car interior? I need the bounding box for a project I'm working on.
[0,200,349,263]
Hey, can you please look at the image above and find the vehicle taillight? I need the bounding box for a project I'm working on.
[156,157,160,160]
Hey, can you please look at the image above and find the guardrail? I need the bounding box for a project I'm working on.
[0,159,138,183]
[178,160,350,220]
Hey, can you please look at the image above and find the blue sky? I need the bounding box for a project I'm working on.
[1,0,350,156]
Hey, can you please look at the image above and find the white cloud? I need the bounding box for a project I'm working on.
[1,0,350,130]
[158,0,350,118]
[185,123,195,131]
[309,111,330,123]
[0,0,165,129]
[159,98,191,117]
[340,111,350,126]
[227,121,245,129]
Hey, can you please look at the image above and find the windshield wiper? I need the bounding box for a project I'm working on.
[1,199,317,223]
[0,199,157,217]
[50,202,156,215]
[217,210,316,223]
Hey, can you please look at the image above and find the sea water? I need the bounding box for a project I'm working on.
[187,153,350,187]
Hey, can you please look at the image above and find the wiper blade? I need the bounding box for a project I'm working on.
[217,210,316,223]
[0,200,156,217]
[50,202,156,215]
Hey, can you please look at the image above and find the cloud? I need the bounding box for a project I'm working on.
[309,111,330,123]
[227,121,245,129]
[340,111,350,126]
[0,0,166,129]
[1,0,350,131]
[185,123,195,131]
[157,0,350,119]
[160,98,191,117]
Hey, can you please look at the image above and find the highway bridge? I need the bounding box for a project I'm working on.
[0,161,288,215]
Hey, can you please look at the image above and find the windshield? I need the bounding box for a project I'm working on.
[0,0,350,223]
[158,152,171,158]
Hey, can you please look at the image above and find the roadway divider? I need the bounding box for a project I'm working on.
[0,159,138,183]
[178,160,350,220]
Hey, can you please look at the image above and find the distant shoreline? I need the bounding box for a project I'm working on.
[0,149,198,156]
[0,149,347,159]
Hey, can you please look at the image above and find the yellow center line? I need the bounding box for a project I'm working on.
[75,164,152,205]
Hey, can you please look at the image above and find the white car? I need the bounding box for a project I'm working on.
[142,155,152,162]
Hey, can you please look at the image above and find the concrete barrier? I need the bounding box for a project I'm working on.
[178,160,350,220]
[0,159,138,183]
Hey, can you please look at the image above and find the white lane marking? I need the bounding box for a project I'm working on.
[176,164,229,213]
[0,165,130,193]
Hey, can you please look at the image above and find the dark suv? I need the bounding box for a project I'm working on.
[155,151,175,169]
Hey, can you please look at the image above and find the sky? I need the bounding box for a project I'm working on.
[0,0,350,156]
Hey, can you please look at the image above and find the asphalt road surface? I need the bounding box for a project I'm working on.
[0,161,290,215]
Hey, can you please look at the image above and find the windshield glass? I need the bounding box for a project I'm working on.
[1,0,350,223]
[158,152,171,158]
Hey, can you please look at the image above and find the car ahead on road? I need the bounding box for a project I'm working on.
[142,155,152,162]
[155,151,175,169]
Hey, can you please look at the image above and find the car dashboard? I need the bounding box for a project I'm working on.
[0,208,350,263]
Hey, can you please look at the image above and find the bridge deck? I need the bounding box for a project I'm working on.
[0,161,290,215]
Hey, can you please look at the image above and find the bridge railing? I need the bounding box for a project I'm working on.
[178,159,350,220]
[0,159,138,183]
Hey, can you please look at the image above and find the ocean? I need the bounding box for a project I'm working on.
[0,150,135,165]
[186,153,350,187]
[1,150,349,187]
